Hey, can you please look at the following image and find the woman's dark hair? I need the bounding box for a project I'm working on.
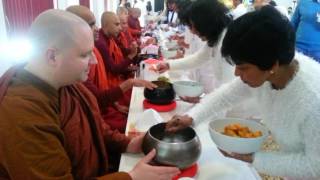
[175,0,193,26]
[146,1,152,12]
[124,2,131,8]
[188,0,232,47]
[269,0,277,6]
[221,5,295,70]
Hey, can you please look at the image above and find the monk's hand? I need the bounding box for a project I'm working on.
[128,41,138,59]
[129,149,180,180]
[179,96,201,104]
[132,79,157,90]
[128,64,139,72]
[126,132,145,153]
[165,115,193,133]
[156,62,169,73]
[219,149,254,163]
[114,102,129,114]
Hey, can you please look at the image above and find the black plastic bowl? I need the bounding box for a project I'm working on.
[144,81,176,105]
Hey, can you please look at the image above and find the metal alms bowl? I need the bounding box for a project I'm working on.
[142,123,201,169]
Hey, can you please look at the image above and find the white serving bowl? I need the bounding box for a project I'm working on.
[209,118,269,154]
[161,49,177,59]
[173,80,204,97]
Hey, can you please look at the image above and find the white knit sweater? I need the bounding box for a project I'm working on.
[168,29,235,89]
[186,53,320,179]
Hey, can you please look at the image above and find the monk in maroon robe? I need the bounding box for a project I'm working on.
[0,9,179,180]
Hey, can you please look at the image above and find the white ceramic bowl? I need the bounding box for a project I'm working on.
[165,40,178,49]
[173,81,204,97]
[209,118,269,154]
[162,49,177,59]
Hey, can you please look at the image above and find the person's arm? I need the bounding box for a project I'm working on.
[102,121,131,154]
[252,112,320,178]
[95,39,132,75]
[186,78,252,125]
[83,80,124,108]
[168,44,212,70]
[290,2,301,31]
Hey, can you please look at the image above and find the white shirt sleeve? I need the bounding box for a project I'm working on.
[168,44,212,70]
[186,78,252,125]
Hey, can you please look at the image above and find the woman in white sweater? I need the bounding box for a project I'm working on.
[157,0,235,92]
[166,6,320,179]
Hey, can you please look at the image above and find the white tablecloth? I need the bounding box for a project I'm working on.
[119,86,261,180]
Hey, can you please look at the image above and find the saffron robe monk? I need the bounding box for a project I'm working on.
[0,9,180,180]
[66,6,155,133]
[128,8,142,41]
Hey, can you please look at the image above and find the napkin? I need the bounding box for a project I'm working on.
[135,109,164,132]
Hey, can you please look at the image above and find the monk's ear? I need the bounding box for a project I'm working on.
[46,48,59,67]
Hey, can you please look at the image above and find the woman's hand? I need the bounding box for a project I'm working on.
[156,62,170,73]
[219,149,254,163]
[165,115,193,132]
[179,96,201,104]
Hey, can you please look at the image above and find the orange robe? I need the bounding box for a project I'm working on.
[0,65,132,180]
[117,31,134,57]
[128,15,142,41]
[95,29,132,89]
[85,47,128,133]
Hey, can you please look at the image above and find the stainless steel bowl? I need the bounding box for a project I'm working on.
[142,123,201,169]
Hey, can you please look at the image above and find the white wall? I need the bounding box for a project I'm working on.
[0,0,7,42]
[91,0,106,27]
[54,0,80,9]
[274,0,295,8]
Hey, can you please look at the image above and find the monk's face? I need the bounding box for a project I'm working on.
[119,15,129,31]
[57,25,96,84]
[105,15,122,37]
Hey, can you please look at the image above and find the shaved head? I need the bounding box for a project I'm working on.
[66,5,95,26]
[101,11,121,37]
[101,11,118,27]
[25,9,94,88]
[119,14,129,31]
[28,9,91,54]
[117,6,128,16]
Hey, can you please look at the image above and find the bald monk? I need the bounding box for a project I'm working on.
[0,9,180,180]
[117,6,129,16]
[96,11,137,86]
[128,8,142,41]
[117,13,138,57]
[66,6,153,133]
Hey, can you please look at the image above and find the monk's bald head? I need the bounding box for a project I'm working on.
[117,7,128,16]
[66,5,96,27]
[28,9,91,54]
[26,9,94,88]
[119,14,129,31]
[101,11,121,37]
[128,8,141,18]
[101,11,118,27]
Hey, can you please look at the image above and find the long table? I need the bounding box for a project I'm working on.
[119,85,261,180]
